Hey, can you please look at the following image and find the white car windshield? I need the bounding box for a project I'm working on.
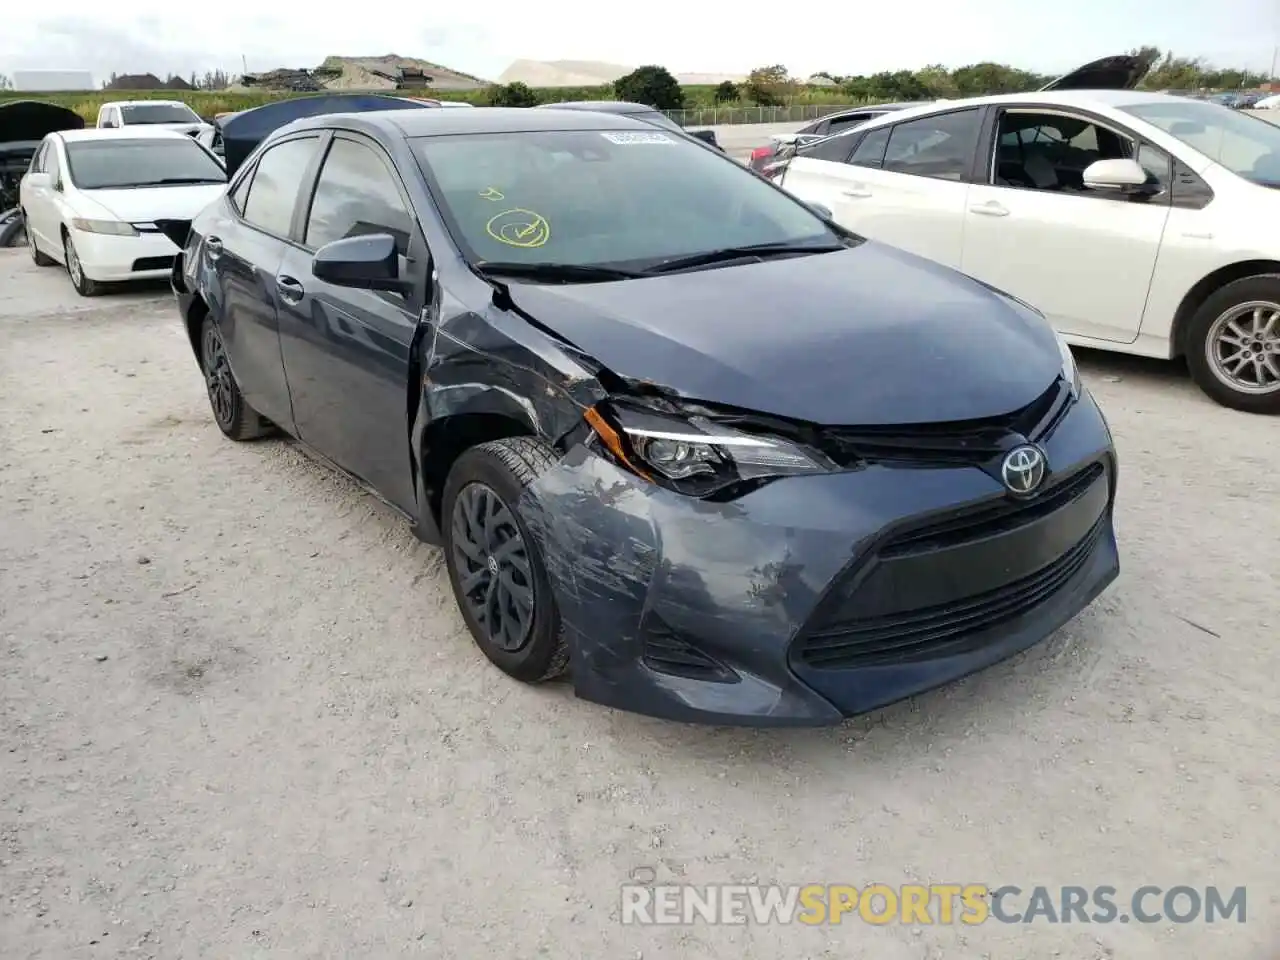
[415,128,841,269]
[119,103,201,125]
[64,138,227,190]
[1121,99,1280,187]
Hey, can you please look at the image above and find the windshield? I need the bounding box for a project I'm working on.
[120,103,201,125]
[414,129,840,270]
[65,138,227,189]
[1121,99,1280,186]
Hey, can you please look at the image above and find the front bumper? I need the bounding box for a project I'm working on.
[71,228,178,282]
[520,389,1120,727]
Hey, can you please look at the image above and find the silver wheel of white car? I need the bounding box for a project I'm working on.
[1205,301,1280,396]
[26,214,55,266]
[1186,275,1280,415]
[63,231,103,297]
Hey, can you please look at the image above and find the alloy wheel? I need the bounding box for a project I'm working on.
[1206,301,1280,395]
[65,237,83,286]
[202,324,235,427]
[450,482,536,653]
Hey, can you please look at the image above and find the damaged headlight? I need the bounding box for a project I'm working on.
[584,402,837,496]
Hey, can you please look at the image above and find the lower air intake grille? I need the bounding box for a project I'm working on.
[131,256,176,272]
[796,515,1105,670]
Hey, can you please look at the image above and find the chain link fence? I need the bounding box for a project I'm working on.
[663,104,864,127]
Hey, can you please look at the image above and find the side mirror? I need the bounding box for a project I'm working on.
[1083,158,1155,194]
[25,172,52,190]
[689,129,719,147]
[807,202,834,219]
[312,233,410,292]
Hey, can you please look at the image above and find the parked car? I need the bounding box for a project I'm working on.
[1254,93,1280,110]
[96,99,211,138]
[0,99,85,247]
[167,104,1118,726]
[775,54,1280,413]
[748,102,923,172]
[19,127,227,295]
[536,100,722,150]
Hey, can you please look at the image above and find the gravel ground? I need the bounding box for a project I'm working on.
[0,247,1276,960]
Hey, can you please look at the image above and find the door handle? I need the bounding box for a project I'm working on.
[275,275,304,304]
[841,187,872,198]
[969,201,1009,217]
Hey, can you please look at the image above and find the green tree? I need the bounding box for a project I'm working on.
[613,65,684,110]
[487,81,538,108]
[744,64,794,106]
[914,64,957,99]
[713,80,740,103]
[0,73,12,91]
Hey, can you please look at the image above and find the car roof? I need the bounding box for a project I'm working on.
[279,106,659,139]
[59,127,198,142]
[102,100,192,108]
[839,89,1190,132]
[536,100,659,114]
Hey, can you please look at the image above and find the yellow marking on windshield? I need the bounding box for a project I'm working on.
[486,208,551,248]
[478,187,505,201]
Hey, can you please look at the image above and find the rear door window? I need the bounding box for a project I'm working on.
[882,109,981,182]
[849,126,891,168]
[240,136,321,238]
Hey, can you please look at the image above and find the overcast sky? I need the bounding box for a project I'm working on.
[3,0,1279,85]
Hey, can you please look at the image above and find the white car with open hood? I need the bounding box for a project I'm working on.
[776,55,1280,414]
[19,127,227,296]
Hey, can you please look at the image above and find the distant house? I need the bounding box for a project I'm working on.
[164,76,194,91]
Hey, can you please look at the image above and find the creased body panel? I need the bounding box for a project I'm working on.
[518,391,1119,726]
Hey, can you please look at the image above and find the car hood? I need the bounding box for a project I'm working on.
[0,100,85,143]
[75,184,227,223]
[504,243,1064,426]
[1038,54,1150,92]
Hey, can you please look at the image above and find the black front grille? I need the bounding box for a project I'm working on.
[816,379,1071,468]
[796,514,1105,669]
[131,255,176,272]
[881,461,1104,558]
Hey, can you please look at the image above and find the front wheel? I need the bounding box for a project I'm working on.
[1185,275,1280,415]
[63,231,104,296]
[199,315,272,440]
[442,437,568,683]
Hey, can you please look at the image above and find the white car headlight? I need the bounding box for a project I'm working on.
[71,218,139,237]
[585,402,837,496]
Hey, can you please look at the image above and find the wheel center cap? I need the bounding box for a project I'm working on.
[487,556,499,575]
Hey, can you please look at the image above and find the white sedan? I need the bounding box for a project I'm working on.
[19,128,227,297]
[777,88,1280,413]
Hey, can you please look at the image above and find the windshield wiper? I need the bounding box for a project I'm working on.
[642,240,850,275]
[130,177,225,186]
[473,261,645,283]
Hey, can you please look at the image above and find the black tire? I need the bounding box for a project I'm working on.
[1185,274,1280,415]
[442,437,569,683]
[0,210,26,250]
[63,231,105,296]
[199,315,272,441]
[24,213,55,265]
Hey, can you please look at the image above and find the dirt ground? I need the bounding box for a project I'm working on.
[0,247,1276,960]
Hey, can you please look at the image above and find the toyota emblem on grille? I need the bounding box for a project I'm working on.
[1001,444,1047,496]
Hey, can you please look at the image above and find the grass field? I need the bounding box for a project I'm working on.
[0,84,856,122]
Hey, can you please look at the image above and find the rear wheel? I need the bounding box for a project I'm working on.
[1185,275,1280,415]
[442,437,568,683]
[199,315,272,440]
[26,214,55,265]
[63,231,104,296]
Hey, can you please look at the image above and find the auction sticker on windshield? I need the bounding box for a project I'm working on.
[600,132,675,145]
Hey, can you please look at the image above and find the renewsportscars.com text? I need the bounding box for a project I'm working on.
[620,883,1247,926]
